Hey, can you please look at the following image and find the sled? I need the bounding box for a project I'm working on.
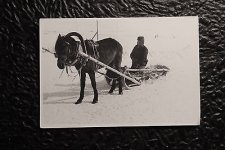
[105,65,170,87]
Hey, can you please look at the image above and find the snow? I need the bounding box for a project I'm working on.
[40,17,200,128]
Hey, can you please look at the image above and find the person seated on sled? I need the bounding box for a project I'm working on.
[130,36,148,69]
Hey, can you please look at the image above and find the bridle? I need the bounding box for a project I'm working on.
[55,32,94,70]
[64,41,80,66]
[56,39,83,67]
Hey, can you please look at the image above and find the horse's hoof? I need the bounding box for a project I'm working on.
[75,100,82,104]
[92,100,98,104]
[108,91,113,94]
[119,92,123,95]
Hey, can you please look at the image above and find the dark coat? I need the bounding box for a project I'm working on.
[130,45,148,68]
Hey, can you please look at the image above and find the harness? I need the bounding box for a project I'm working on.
[87,40,100,69]
[67,40,121,81]
[44,35,120,81]
[61,39,100,77]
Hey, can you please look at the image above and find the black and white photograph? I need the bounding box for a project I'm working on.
[40,17,200,128]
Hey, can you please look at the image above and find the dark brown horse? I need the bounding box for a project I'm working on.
[55,32,123,104]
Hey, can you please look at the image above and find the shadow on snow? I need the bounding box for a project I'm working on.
[43,79,111,104]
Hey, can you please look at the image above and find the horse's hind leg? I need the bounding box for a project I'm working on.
[75,70,86,104]
[109,79,116,94]
[114,52,123,95]
[88,71,98,104]
[118,77,123,95]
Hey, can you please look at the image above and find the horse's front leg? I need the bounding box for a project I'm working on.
[75,70,86,104]
[118,77,123,95]
[88,71,98,104]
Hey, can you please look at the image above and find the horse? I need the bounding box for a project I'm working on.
[55,32,123,104]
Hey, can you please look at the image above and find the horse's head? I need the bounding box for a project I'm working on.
[55,33,83,69]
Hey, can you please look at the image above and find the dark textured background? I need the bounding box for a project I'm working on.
[1,0,225,149]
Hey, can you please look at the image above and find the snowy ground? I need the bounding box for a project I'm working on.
[40,17,200,128]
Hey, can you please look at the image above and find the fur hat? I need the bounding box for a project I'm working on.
[137,36,144,40]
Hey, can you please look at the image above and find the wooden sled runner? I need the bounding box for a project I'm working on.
[105,65,170,88]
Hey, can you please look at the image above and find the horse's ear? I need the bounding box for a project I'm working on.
[58,34,61,39]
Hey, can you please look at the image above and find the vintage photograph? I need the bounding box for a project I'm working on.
[40,17,200,128]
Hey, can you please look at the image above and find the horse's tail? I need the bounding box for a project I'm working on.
[105,69,119,86]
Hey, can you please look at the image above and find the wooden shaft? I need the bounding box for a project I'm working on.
[126,68,169,72]
[78,52,141,85]
[97,20,99,41]
[42,48,55,54]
